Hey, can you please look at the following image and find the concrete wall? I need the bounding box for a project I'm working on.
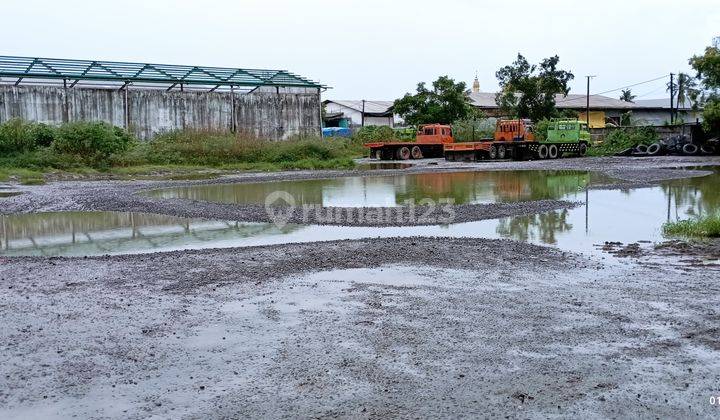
[0,85,321,140]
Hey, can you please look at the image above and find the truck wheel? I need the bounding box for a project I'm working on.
[548,144,558,159]
[397,146,411,160]
[411,146,423,159]
[489,145,498,159]
[498,145,507,159]
[682,143,699,155]
[578,142,588,157]
[537,144,549,159]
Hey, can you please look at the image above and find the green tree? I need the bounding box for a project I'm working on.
[495,54,574,121]
[619,89,636,102]
[689,44,720,134]
[393,76,478,126]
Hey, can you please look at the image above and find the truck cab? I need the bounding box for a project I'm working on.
[546,119,591,143]
[495,119,535,142]
[416,124,454,144]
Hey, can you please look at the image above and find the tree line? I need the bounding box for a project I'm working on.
[392,43,720,138]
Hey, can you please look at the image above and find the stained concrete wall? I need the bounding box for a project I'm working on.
[0,85,321,140]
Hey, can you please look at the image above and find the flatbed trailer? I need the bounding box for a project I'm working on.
[365,141,445,160]
[444,140,588,161]
[365,124,453,160]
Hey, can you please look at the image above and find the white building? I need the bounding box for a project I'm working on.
[323,100,404,127]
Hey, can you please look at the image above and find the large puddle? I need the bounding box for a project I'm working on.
[145,170,615,207]
[2,168,718,257]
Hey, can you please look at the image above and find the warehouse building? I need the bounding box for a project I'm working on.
[322,100,403,128]
[0,55,325,139]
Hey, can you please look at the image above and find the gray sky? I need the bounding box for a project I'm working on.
[2,0,718,100]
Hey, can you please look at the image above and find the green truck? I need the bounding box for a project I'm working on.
[542,118,591,157]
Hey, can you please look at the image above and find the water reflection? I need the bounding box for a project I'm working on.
[0,212,299,257]
[2,168,718,257]
[146,170,610,207]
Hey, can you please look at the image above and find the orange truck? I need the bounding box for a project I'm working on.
[365,124,453,160]
[444,119,535,160]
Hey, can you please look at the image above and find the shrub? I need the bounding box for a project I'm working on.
[353,125,396,142]
[0,118,37,154]
[452,117,496,142]
[30,123,57,147]
[53,121,135,165]
[533,119,551,142]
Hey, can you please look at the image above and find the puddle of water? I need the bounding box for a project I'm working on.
[355,162,412,171]
[0,212,298,257]
[145,170,612,207]
[0,191,21,198]
[2,168,718,258]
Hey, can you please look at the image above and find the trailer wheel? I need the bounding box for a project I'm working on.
[411,146,423,159]
[498,145,507,159]
[537,144,549,159]
[488,144,497,159]
[548,144,558,159]
[397,146,411,160]
[578,142,588,157]
[682,143,699,155]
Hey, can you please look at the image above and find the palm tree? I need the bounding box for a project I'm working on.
[619,89,636,102]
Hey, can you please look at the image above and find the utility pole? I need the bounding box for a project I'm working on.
[361,99,366,127]
[669,73,675,125]
[585,76,595,128]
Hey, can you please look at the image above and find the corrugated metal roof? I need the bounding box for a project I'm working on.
[469,92,642,110]
[633,98,697,110]
[0,55,325,89]
[324,100,394,114]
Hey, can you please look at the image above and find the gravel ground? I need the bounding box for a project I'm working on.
[1,238,719,418]
[2,155,720,418]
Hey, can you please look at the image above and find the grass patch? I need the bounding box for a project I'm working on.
[0,120,366,181]
[663,214,720,238]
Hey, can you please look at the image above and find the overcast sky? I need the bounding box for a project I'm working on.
[2,0,718,101]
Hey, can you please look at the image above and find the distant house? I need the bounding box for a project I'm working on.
[323,100,403,128]
[468,91,702,128]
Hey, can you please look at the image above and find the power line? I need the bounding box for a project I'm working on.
[555,74,667,104]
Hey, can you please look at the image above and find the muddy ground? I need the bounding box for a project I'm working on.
[1,155,720,418]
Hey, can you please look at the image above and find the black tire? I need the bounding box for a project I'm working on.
[578,142,588,157]
[548,144,558,159]
[411,146,423,159]
[682,143,699,155]
[646,143,662,156]
[635,144,648,153]
[537,144,549,159]
[700,144,716,155]
[498,145,507,159]
[489,145,498,159]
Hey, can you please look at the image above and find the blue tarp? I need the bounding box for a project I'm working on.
[322,127,352,137]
